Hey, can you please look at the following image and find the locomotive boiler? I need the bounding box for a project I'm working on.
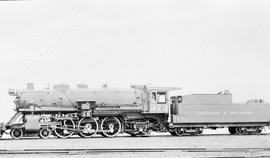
[1,83,270,139]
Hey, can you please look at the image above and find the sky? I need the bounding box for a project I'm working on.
[0,0,270,121]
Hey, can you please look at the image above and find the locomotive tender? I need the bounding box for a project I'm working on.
[1,83,270,139]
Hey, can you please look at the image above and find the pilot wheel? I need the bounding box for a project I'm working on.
[39,128,52,139]
[10,128,24,139]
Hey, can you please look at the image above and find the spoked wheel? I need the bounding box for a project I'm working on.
[39,128,52,139]
[101,117,121,138]
[10,128,24,139]
[174,128,184,136]
[78,117,98,138]
[54,119,75,138]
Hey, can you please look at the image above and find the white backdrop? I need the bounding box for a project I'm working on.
[0,0,270,121]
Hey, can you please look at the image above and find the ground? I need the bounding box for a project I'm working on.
[0,128,270,157]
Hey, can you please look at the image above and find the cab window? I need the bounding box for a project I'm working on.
[177,96,182,103]
[157,92,166,103]
[151,92,157,102]
[170,97,175,104]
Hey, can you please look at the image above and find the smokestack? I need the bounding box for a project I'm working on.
[27,83,34,90]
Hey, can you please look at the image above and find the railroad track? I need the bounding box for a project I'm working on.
[0,148,270,155]
[1,132,270,140]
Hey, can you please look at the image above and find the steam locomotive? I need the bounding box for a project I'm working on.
[1,83,269,139]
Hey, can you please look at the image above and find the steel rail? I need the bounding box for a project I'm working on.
[0,148,269,155]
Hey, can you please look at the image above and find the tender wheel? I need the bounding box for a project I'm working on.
[256,127,262,134]
[174,128,184,136]
[101,117,121,138]
[10,128,23,139]
[78,117,98,138]
[228,127,237,135]
[190,129,199,136]
[54,119,75,138]
[198,130,203,135]
[39,128,51,139]
[236,127,244,135]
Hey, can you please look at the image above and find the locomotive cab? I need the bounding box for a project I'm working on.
[144,86,181,114]
[149,91,168,113]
